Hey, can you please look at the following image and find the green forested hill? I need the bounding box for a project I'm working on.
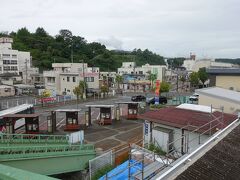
[0,27,165,71]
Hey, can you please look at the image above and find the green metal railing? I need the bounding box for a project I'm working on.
[0,144,95,160]
[0,133,70,144]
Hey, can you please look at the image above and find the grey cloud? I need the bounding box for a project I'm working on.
[98,36,123,50]
[0,0,240,58]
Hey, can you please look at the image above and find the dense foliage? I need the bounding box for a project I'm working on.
[215,58,240,65]
[0,28,165,71]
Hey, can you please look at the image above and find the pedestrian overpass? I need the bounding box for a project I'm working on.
[0,133,96,179]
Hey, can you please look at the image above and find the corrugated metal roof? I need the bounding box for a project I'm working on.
[196,87,240,103]
[177,103,216,113]
[175,124,240,180]
[0,104,33,117]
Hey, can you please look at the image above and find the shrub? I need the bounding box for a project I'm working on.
[150,104,164,109]
[92,165,114,180]
[147,143,166,156]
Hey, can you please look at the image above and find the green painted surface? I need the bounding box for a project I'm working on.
[0,164,58,180]
[0,134,96,175]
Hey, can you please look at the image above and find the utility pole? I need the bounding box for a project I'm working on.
[82,59,86,99]
[71,42,73,63]
[25,59,28,84]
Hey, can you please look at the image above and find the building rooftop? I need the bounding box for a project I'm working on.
[196,87,240,104]
[207,68,240,75]
[175,121,240,180]
[139,107,236,133]
[177,103,216,113]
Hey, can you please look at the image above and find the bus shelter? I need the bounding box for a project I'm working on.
[0,114,40,134]
[50,109,83,132]
[85,105,115,125]
[115,102,140,120]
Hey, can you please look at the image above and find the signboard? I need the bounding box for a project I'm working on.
[143,120,151,145]
[38,97,56,103]
[155,80,161,104]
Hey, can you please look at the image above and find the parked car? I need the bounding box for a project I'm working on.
[131,95,146,102]
[189,93,199,101]
[147,96,167,105]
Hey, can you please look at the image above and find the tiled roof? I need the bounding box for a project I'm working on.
[175,124,240,180]
[139,107,236,133]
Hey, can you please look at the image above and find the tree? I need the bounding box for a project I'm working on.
[73,81,87,100]
[160,81,171,94]
[73,86,81,108]
[115,75,123,89]
[147,72,157,90]
[189,72,199,88]
[180,76,186,89]
[100,85,109,98]
[198,68,208,86]
[40,89,51,107]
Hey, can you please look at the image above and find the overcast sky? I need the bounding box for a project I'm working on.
[1,0,240,58]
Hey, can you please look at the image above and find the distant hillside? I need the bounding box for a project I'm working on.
[0,28,165,71]
[215,58,240,65]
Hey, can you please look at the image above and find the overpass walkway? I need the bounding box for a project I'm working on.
[0,133,96,178]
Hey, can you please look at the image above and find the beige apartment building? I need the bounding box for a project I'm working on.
[207,68,240,92]
[43,63,100,95]
[196,87,240,114]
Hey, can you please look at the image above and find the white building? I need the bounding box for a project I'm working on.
[0,37,39,84]
[117,62,166,91]
[196,87,240,114]
[141,105,235,154]
[100,71,117,88]
[183,58,235,72]
[43,63,100,95]
[118,62,166,82]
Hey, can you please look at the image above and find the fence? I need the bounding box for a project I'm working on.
[0,95,77,110]
[89,150,113,180]
[89,139,143,180]
[0,92,117,110]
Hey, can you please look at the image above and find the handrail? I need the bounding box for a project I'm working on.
[0,133,70,144]
[0,144,95,160]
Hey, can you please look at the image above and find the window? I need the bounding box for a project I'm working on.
[12,54,17,58]
[3,60,10,64]
[2,54,10,57]
[0,67,1,71]
[139,71,143,74]
[67,77,70,82]
[10,66,18,71]
[3,66,10,71]
[73,77,76,82]
[4,88,11,92]
[11,60,17,64]
[85,77,94,82]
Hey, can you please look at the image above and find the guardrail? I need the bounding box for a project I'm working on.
[0,133,70,144]
[0,144,95,160]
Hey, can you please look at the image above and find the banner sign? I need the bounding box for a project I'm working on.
[155,80,161,104]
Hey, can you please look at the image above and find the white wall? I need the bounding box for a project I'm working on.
[144,122,209,154]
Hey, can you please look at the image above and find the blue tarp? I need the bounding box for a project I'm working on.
[99,160,143,180]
